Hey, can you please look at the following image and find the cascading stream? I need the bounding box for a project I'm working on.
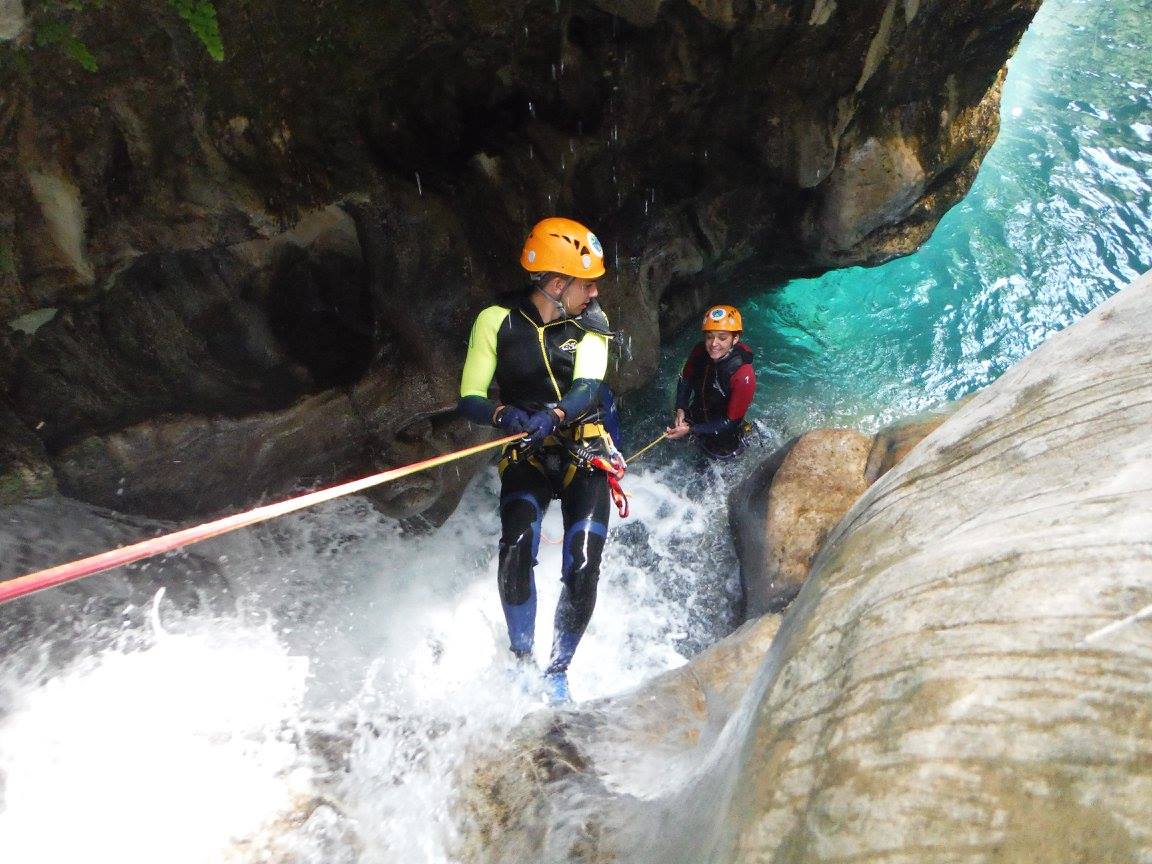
[0,466,743,864]
[1,0,1149,861]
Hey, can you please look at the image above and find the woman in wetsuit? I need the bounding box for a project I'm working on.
[667,304,757,460]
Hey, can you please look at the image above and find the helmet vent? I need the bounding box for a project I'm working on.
[523,218,606,278]
[552,233,586,251]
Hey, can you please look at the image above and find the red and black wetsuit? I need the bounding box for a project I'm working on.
[675,342,756,459]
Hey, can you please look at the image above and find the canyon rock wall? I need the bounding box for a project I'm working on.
[1,0,1040,520]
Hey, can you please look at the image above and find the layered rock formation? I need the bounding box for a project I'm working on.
[731,405,959,615]
[458,270,1152,862]
[1,0,1041,521]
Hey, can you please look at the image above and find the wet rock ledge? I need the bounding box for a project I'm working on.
[730,404,960,616]
[1,0,1040,522]
[457,271,1152,863]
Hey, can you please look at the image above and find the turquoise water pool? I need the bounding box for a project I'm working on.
[638,0,1151,444]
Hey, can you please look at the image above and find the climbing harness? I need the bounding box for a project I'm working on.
[559,436,629,518]
[0,433,525,606]
[509,425,670,521]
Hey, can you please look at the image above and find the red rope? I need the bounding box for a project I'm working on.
[0,433,524,606]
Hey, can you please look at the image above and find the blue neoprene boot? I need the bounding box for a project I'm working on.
[543,670,571,704]
[502,585,537,662]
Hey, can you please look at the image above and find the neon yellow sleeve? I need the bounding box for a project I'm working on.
[572,331,610,381]
[459,306,509,398]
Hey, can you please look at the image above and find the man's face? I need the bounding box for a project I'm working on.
[559,277,599,316]
[704,330,738,360]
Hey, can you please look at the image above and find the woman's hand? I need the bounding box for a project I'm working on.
[665,410,691,440]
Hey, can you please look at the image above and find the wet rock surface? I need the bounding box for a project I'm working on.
[732,401,965,614]
[729,427,871,615]
[0,0,1040,521]
[459,270,1152,864]
[712,271,1152,864]
[457,613,783,863]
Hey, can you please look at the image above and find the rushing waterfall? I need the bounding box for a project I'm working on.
[1,0,1150,861]
[0,462,748,863]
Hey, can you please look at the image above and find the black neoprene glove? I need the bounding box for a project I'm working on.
[495,406,531,433]
[523,410,558,447]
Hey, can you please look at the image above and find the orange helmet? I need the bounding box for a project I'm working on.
[702,304,742,332]
[520,217,606,279]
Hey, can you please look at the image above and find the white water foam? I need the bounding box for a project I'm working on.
[0,462,739,863]
[0,606,310,864]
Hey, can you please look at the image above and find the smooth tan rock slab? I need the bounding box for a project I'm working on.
[710,272,1152,864]
[459,271,1152,864]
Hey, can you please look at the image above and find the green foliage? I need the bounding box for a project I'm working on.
[33,15,98,71]
[166,0,225,61]
[12,0,226,72]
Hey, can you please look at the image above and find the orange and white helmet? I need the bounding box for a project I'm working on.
[520,217,606,279]
[702,304,742,332]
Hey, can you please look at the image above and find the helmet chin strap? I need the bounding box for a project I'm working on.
[536,276,574,320]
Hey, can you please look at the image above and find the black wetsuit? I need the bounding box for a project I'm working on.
[675,341,756,459]
[458,294,617,674]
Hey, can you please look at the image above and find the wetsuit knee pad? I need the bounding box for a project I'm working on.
[561,517,606,595]
[498,495,542,605]
[498,546,534,605]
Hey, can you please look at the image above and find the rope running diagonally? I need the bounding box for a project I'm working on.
[0,433,524,606]
[625,432,668,464]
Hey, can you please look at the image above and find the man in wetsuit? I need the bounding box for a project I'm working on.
[457,217,622,703]
[666,304,757,460]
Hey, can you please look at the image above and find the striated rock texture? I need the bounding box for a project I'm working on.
[729,427,871,616]
[458,270,1152,863]
[0,0,1040,520]
[731,401,964,615]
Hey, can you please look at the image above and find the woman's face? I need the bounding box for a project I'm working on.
[704,330,738,360]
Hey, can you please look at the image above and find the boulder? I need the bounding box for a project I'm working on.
[730,428,871,615]
[733,401,970,616]
[863,400,967,484]
[457,269,1152,864]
